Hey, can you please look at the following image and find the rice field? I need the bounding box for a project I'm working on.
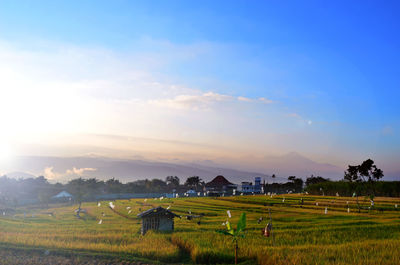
[0,194,399,264]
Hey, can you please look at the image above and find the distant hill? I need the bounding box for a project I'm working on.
[2,152,347,183]
[2,171,37,179]
[261,152,343,179]
[5,156,274,183]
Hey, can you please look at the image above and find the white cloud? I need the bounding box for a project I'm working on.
[287,113,312,126]
[43,166,56,180]
[237,96,253,102]
[42,166,97,180]
[258,97,273,104]
[150,93,275,109]
[287,113,302,118]
[65,167,97,175]
[149,92,233,110]
[238,96,274,105]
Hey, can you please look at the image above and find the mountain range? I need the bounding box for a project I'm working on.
[1,152,346,183]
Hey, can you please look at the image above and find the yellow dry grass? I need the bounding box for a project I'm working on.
[0,194,399,264]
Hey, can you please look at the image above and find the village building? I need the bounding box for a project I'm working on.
[205,175,237,196]
[52,191,73,201]
[241,181,254,193]
[137,207,180,235]
[240,177,262,194]
[186,189,197,197]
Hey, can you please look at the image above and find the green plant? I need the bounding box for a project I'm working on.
[217,212,246,264]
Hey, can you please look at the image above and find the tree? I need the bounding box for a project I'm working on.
[344,159,384,183]
[67,178,86,217]
[288,176,304,193]
[359,159,384,182]
[105,178,123,193]
[288,176,296,182]
[306,175,329,186]
[166,176,180,189]
[38,192,51,208]
[85,178,102,200]
[149,179,167,192]
[185,176,202,190]
[344,159,384,211]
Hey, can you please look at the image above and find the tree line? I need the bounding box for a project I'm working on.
[263,175,304,194]
[0,175,204,207]
[306,159,399,197]
[0,158,398,208]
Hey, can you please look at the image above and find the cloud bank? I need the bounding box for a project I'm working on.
[43,166,97,180]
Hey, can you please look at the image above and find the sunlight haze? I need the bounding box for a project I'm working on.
[0,0,399,180]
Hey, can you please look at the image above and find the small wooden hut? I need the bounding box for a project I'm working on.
[137,207,180,235]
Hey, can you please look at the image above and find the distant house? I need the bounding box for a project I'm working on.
[241,181,253,193]
[52,191,73,201]
[240,177,262,194]
[137,207,180,235]
[205,175,237,195]
[186,190,197,197]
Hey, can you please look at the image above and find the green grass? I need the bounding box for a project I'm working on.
[0,194,399,264]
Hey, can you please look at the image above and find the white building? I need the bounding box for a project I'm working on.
[240,177,262,193]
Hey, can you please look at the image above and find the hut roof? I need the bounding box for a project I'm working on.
[52,191,73,198]
[137,207,180,219]
[205,175,234,187]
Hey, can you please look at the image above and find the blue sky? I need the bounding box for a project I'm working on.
[0,0,399,178]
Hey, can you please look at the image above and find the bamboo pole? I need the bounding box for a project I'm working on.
[268,208,275,246]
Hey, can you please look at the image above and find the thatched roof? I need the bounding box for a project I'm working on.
[137,207,180,219]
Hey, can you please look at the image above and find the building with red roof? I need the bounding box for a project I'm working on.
[205,175,237,195]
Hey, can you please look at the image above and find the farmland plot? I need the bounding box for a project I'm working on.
[0,195,399,264]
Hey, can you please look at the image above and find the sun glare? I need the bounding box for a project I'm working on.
[0,142,14,164]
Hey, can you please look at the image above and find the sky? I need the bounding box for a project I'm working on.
[0,0,399,179]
